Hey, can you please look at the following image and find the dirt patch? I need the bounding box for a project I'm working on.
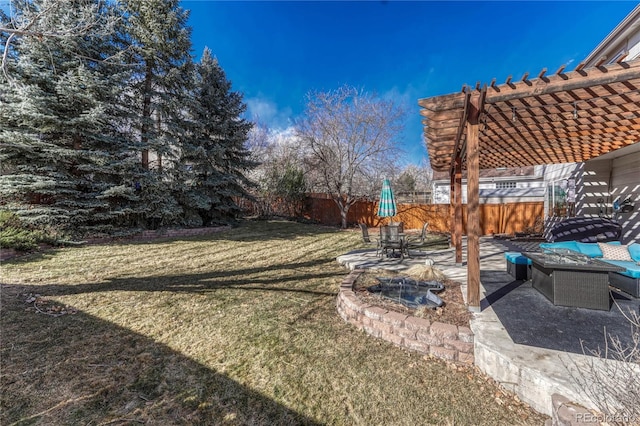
[21,292,79,316]
[354,271,472,327]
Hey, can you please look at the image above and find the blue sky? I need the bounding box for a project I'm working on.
[183,0,637,165]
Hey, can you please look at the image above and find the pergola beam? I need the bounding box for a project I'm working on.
[449,90,471,266]
[418,60,640,113]
[484,64,640,104]
[449,90,471,169]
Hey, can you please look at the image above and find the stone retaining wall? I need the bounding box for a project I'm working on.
[336,269,475,364]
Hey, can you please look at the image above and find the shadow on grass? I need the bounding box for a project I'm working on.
[11,258,342,298]
[0,283,323,426]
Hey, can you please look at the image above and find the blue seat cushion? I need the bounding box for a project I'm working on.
[540,241,623,258]
[575,242,603,258]
[505,252,532,265]
[539,241,580,252]
[628,243,640,263]
[600,260,640,279]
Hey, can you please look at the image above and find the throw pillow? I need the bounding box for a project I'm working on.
[598,243,633,261]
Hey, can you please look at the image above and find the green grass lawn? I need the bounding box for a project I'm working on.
[1,220,546,425]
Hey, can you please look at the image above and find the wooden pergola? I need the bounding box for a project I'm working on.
[418,58,640,311]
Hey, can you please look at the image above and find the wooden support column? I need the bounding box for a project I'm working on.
[449,169,455,244]
[453,155,463,265]
[466,98,481,311]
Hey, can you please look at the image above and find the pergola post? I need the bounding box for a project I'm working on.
[453,155,463,265]
[466,98,481,311]
[449,169,454,243]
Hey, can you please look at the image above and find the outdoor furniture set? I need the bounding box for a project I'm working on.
[359,222,435,260]
[505,241,640,310]
[359,223,406,258]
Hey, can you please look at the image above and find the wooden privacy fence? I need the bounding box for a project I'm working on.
[303,198,544,235]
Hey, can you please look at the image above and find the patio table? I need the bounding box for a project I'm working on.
[523,249,625,311]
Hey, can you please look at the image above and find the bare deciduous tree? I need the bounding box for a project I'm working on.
[296,85,404,228]
[244,124,308,218]
[393,161,434,202]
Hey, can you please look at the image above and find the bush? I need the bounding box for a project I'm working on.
[566,306,640,424]
[0,211,58,251]
[0,210,21,229]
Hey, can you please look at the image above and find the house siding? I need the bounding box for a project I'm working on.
[432,176,545,205]
[431,182,545,204]
[629,30,640,59]
[610,151,640,243]
[575,160,611,218]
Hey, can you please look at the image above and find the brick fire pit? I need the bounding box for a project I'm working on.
[336,269,475,364]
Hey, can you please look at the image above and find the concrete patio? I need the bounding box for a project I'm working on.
[336,237,640,418]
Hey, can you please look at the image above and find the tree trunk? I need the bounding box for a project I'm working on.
[340,206,349,229]
[141,62,153,170]
[156,111,162,171]
[334,198,351,229]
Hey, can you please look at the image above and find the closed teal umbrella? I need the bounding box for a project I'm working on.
[377,178,397,220]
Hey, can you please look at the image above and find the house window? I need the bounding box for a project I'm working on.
[496,181,516,189]
[548,179,576,217]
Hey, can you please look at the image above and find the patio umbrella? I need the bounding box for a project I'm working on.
[377,178,397,223]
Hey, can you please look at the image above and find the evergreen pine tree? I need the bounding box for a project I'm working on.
[0,0,134,235]
[177,48,256,226]
[119,0,194,228]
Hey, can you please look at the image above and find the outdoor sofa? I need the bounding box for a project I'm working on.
[505,241,640,298]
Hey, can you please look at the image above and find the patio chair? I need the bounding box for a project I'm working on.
[389,221,404,233]
[380,225,407,259]
[405,222,449,252]
[405,222,429,246]
[359,223,381,255]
